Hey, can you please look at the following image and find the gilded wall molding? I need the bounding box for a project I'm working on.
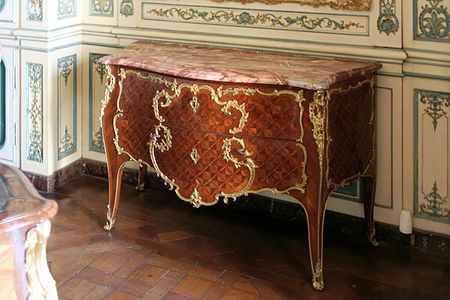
[208,0,371,11]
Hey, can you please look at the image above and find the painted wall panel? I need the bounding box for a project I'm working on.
[415,89,449,224]
[25,62,44,163]
[89,53,107,154]
[57,54,77,160]
[404,0,449,54]
[404,77,450,235]
[0,0,16,25]
[82,45,115,162]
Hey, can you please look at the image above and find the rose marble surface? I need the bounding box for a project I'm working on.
[100,40,381,90]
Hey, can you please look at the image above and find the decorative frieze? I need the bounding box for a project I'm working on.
[90,0,113,16]
[377,0,399,35]
[57,55,77,160]
[58,0,76,19]
[27,0,43,21]
[26,63,43,163]
[142,3,368,35]
[208,0,372,11]
[415,0,449,42]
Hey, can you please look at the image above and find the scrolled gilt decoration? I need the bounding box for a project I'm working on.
[309,90,327,169]
[119,69,249,135]
[25,221,58,300]
[219,137,258,203]
[112,113,147,167]
[208,0,371,11]
[114,70,309,207]
[100,65,115,123]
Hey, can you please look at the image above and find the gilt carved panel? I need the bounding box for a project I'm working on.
[208,0,372,11]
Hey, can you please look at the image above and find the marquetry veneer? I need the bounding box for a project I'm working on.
[99,40,382,291]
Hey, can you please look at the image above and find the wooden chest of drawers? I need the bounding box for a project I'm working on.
[100,40,381,291]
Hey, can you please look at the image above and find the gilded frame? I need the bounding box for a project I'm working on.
[208,0,371,11]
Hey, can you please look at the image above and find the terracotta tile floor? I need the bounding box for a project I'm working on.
[45,176,450,299]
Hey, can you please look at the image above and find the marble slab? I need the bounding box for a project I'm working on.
[100,40,381,90]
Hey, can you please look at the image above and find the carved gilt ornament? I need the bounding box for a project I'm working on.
[208,0,372,11]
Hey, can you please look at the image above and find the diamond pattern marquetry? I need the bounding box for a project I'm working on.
[114,114,306,205]
[118,70,302,140]
[327,81,374,186]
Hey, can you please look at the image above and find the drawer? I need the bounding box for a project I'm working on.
[116,69,305,141]
[113,113,307,206]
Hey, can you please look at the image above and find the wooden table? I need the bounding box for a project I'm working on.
[99,40,381,291]
[0,164,58,299]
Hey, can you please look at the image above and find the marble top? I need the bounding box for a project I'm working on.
[100,40,381,90]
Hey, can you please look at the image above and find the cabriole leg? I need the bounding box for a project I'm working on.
[362,176,379,246]
[104,161,126,231]
[136,164,147,191]
[306,205,326,291]
[291,188,327,291]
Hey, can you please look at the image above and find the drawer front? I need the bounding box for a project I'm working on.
[113,113,307,206]
[117,68,305,141]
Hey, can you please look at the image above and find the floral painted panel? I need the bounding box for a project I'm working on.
[208,0,372,11]
[142,2,369,36]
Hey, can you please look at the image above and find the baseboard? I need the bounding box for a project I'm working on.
[24,158,449,259]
